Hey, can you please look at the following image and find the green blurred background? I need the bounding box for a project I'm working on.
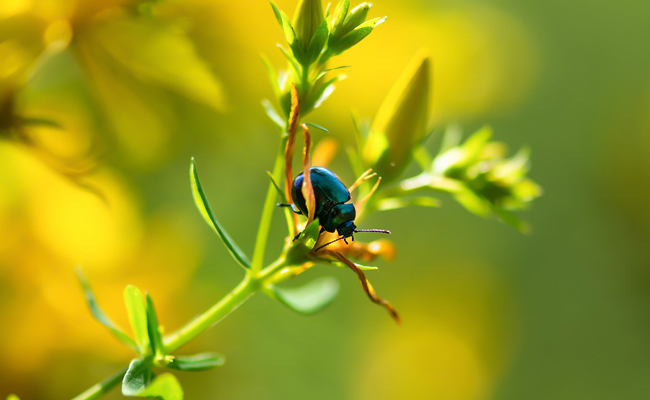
[2,0,650,399]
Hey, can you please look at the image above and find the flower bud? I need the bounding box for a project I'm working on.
[292,0,325,50]
[362,52,431,183]
[335,2,371,38]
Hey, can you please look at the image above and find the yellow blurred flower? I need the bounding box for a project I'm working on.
[0,142,203,379]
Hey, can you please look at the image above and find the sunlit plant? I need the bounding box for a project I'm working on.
[5,0,541,399]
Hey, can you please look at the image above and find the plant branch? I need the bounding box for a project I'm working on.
[72,367,128,400]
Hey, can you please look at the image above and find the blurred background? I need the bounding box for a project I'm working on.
[1,0,650,399]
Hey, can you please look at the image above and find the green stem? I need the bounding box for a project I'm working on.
[250,137,288,272]
[72,367,127,400]
[163,273,257,353]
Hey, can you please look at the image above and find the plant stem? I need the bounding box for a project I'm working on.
[72,367,128,400]
[163,273,257,353]
[251,137,288,272]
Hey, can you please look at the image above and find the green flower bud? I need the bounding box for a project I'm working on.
[329,0,350,33]
[336,2,371,38]
[362,52,431,183]
[292,0,325,51]
[328,16,385,55]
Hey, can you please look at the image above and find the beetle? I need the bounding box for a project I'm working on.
[280,166,390,251]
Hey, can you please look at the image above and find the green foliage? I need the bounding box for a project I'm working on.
[166,353,226,371]
[131,374,183,400]
[146,294,165,359]
[190,158,252,269]
[269,276,340,314]
[75,267,138,351]
[124,286,150,356]
[265,0,386,119]
[69,1,542,399]
[122,359,153,396]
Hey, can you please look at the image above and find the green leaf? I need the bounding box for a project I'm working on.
[330,17,385,54]
[277,45,302,78]
[145,294,164,359]
[166,352,226,371]
[332,260,378,271]
[124,286,150,355]
[262,99,285,128]
[261,55,281,100]
[304,75,345,112]
[438,124,462,155]
[304,122,330,133]
[269,276,340,314]
[267,171,288,203]
[306,20,329,63]
[494,208,531,234]
[313,65,351,83]
[286,219,322,263]
[74,267,137,351]
[413,146,433,172]
[122,359,154,396]
[269,2,306,63]
[135,374,183,400]
[270,2,297,46]
[123,361,183,400]
[190,159,251,269]
[269,1,284,26]
[375,197,441,211]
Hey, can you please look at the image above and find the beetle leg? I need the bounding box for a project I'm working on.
[293,231,302,241]
[343,237,349,245]
[277,203,303,215]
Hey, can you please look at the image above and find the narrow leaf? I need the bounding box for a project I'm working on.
[135,374,183,400]
[494,209,531,234]
[261,55,281,99]
[262,99,285,128]
[269,1,284,26]
[277,45,302,78]
[313,65,351,83]
[124,286,150,355]
[267,171,288,204]
[304,122,330,133]
[306,20,329,63]
[270,276,340,314]
[145,294,164,359]
[190,158,251,269]
[122,359,153,396]
[376,197,441,211]
[167,352,226,371]
[74,267,137,351]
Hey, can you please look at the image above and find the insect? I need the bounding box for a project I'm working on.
[280,166,390,251]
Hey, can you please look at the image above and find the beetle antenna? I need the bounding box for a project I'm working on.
[354,229,391,235]
[313,236,347,252]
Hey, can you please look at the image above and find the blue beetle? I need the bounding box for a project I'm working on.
[281,166,390,251]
